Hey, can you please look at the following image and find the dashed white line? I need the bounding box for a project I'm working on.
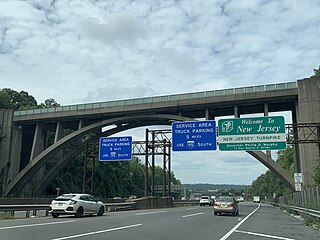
[0,220,75,230]
[182,212,204,218]
[235,230,296,240]
[135,210,167,216]
[185,207,200,211]
[50,224,142,240]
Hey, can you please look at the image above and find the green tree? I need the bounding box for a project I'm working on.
[313,66,320,76]
[0,90,11,109]
[0,88,37,110]
[247,147,295,198]
[38,98,60,108]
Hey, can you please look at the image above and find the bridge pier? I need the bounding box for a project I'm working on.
[0,110,23,197]
[297,76,320,186]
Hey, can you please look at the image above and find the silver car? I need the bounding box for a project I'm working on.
[49,193,105,218]
[213,196,239,216]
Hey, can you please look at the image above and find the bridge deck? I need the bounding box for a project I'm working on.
[13,82,297,120]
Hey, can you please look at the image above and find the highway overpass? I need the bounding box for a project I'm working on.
[0,76,319,197]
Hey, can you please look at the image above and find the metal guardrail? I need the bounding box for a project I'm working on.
[0,204,49,217]
[270,202,320,219]
[0,202,136,218]
[105,202,136,211]
[172,201,200,207]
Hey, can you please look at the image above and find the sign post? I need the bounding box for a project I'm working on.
[218,116,286,151]
[99,136,132,161]
[172,120,217,151]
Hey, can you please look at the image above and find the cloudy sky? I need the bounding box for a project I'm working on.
[1,0,319,185]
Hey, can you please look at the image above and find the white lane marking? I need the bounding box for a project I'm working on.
[182,212,204,218]
[220,204,260,240]
[0,220,75,230]
[51,224,142,240]
[135,210,167,216]
[185,207,200,211]
[235,230,296,240]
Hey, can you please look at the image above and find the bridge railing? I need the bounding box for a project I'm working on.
[13,81,297,116]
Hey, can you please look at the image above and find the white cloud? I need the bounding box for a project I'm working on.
[1,0,319,184]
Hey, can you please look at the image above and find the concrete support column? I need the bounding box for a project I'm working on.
[234,106,239,118]
[78,120,85,130]
[30,124,46,161]
[205,108,210,120]
[264,103,272,161]
[205,108,215,120]
[292,101,301,173]
[54,121,64,143]
[297,76,320,186]
[7,125,23,188]
[0,110,16,197]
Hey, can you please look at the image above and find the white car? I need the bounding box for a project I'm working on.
[49,193,105,218]
[199,196,212,206]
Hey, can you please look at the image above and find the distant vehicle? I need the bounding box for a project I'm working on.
[199,196,213,206]
[113,196,122,202]
[128,195,137,200]
[213,196,239,216]
[236,196,244,203]
[49,193,105,218]
[253,196,260,203]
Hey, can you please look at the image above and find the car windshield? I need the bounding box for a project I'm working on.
[201,196,209,199]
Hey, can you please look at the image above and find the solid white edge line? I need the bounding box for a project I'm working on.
[235,230,296,240]
[51,224,142,240]
[219,204,261,240]
[0,220,75,230]
[182,212,204,218]
[135,210,167,216]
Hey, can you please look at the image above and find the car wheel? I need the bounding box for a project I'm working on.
[75,207,84,218]
[214,212,217,215]
[52,213,59,218]
[97,206,104,216]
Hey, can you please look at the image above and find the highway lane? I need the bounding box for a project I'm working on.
[0,203,318,240]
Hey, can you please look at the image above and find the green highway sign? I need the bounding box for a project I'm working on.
[218,116,286,151]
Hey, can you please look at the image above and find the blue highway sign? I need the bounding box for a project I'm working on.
[99,136,132,161]
[172,120,217,151]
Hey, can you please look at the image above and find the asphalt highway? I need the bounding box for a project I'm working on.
[0,203,319,240]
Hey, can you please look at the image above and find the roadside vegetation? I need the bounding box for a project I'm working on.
[0,212,13,220]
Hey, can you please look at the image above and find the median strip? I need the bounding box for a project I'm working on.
[51,224,142,240]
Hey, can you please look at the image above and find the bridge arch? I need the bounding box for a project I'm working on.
[5,114,194,197]
[5,114,294,197]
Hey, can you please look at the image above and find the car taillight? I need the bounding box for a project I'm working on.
[227,203,234,207]
[69,200,77,205]
[214,202,219,206]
